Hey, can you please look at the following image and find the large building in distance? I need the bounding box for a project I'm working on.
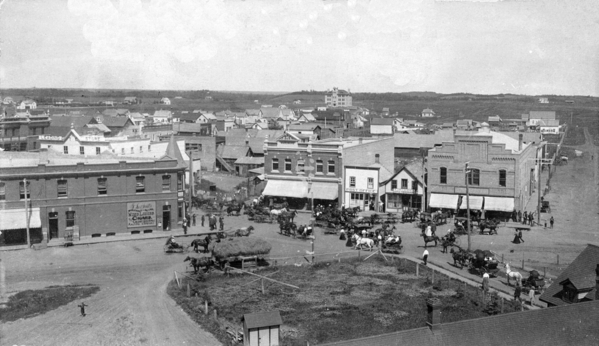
[0,137,187,247]
[325,87,352,107]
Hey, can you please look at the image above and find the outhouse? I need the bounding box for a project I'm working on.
[242,310,282,346]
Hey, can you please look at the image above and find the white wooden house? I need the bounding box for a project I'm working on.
[243,310,282,346]
[382,162,424,212]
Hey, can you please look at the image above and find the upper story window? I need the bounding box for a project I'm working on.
[96,147,101,155]
[80,146,85,155]
[466,168,480,186]
[57,179,68,198]
[391,180,397,190]
[63,146,69,154]
[328,160,335,174]
[316,160,323,173]
[97,178,107,195]
[284,159,292,172]
[272,158,279,171]
[19,181,31,199]
[162,175,171,191]
[177,173,183,191]
[350,176,356,187]
[367,177,374,189]
[121,148,125,155]
[0,182,5,200]
[440,167,447,184]
[136,176,145,193]
[499,170,507,187]
[401,179,408,189]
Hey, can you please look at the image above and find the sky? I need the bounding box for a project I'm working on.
[0,0,598,96]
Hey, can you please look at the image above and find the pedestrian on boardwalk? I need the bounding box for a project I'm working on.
[219,215,224,231]
[514,285,522,303]
[512,210,517,222]
[201,215,205,227]
[182,218,188,235]
[522,211,528,224]
[517,210,522,222]
[528,288,535,306]
[482,272,490,293]
[78,302,88,317]
[422,249,429,266]
[550,216,554,229]
[192,214,196,226]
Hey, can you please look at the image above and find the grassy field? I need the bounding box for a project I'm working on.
[169,256,521,346]
[0,284,100,323]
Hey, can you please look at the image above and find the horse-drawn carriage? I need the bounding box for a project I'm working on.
[212,237,272,272]
[164,236,190,253]
[478,219,500,235]
[453,217,472,235]
[401,208,419,223]
[521,270,546,294]
[381,235,403,254]
[468,249,500,277]
[540,200,551,213]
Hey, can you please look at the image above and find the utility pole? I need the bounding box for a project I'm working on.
[465,163,471,252]
[24,178,31,248]
[188,151,193,216]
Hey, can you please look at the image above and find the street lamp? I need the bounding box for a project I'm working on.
[465,163,471,252]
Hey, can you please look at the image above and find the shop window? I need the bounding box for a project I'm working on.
[64,146,69,154]
[401,179,408,189]
[136,176,145,193]
[272,158,279,171]
[391,180,397,190]
[499,170,506,187]
[285,159,292,172]
[162,175,171,191]
[466,168,480,186]
[367,177,374,189]
[80,146,85,155]
[316,160,323,173]
[96,147,101,155]
[66,210,75,227]
[19,181,31,199]
[97,178,107,195]
[328,160,335,174]
[0,182,5,200]
[440,167,447,184]
[350,176,356,187]
[57,179,68,198]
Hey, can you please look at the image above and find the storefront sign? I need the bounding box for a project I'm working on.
[345,187,375,193]
[127,201,156,227]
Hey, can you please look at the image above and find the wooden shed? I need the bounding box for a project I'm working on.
[242,310,282,346]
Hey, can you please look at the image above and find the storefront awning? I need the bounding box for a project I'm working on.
[309,182,339,200]
[459,196,484,210]
[262,180,308,198]
[429,194,459,209]
[0,208,42,230]
[484,197,514,212]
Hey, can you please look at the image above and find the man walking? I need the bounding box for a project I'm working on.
[219,215,224,232]
[522,211,528,225]
[201,214,205,227]
[422,249,429,266]
[529,212,534,226]
[514,285,522,303]
[182,218,188,235]
[192,213,197,226]
[78,302,88,317]
[517,210,522,223]
[550,216,554,229]
[528,288,536,306]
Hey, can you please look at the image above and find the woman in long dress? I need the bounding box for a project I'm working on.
[512,230,521,244]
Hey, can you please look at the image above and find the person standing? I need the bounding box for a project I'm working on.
[192,213,197,226]
[529,212,535,226]
[550,216,554,229]
[201,214,205,227]
[528,288,535,306]
[514,285,522,303]
[422,249,429,266]
[482,272,490,293]
[219,215,224,232]
[78,302,88,317]
[522,211,528,224]
[517,210,522,223]
[182,218,188,235]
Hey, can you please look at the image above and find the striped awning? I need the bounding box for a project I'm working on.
[484,197,515,212]
[429,194,459,209]
[309,183,339,200]
[0,208,42,231]
[262,180,308,198]
[459,196,484,210]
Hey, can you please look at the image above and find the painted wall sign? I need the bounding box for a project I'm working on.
[127,201,156,227]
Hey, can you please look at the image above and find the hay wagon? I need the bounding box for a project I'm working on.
[212,237,272,272]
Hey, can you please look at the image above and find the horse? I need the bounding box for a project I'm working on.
[351,235,374,251]
[190,236,211,253]
[450,247,469,269]
[479,219,499,235]
[279,221,297,237]
[184,256,215,274]
[270,208,288,217]
[226,204,242,216]
[234,225,255,237]
[441,234,456,253]
[505,263,523,287]
[420,234,440,248]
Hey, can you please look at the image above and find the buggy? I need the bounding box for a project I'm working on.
[453,217,472,235]
[381,236,403,254]
[468,249,500,277]
[540,200,551,213]
[522,270,546,294]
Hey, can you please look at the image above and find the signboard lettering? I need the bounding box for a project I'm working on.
[345,188,375,193]
[127,201,156,227]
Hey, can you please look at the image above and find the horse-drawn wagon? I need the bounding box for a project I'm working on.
[212,237,272,272]
[522,270,546,294]
[381,235,403,254]
[468,249,500,277]
[164,236,190,253]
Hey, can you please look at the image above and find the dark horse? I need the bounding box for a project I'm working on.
[190,236,211,253]
[184,256,215,274]
[226,204,243,216]
[450,247,470,269]
[479,219,499,235]
[421,234,440,248]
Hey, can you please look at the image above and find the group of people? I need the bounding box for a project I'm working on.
[511,210,536,226]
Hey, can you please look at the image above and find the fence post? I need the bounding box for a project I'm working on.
[416,263,419,277]
[205,301,208,315]
[214,309,217,320]
[501,297,504,313]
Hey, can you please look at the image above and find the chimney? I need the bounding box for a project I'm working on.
[595,264,599,301]
[518,134,523,151]
[426,298,442,332]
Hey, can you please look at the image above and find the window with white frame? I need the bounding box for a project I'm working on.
[350,176,356,187]
[367,177,374,189]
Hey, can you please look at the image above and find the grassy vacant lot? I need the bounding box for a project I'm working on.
[169,257,520,346]
[0,285,99,323]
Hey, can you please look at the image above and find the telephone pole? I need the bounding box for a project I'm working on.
[24,178,31,248]
[465,163,471,252]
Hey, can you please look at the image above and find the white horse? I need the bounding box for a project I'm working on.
[270,208,288,216]
[351,235,374,251]
[505,263,523,287]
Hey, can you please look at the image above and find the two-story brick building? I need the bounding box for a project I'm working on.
[426,123,539,218]
[0,137,187,247]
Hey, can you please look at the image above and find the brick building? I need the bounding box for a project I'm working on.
[0,115,51,151]
[0,137,187,247]
[426,123,540,217]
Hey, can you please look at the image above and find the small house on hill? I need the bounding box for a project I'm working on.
[370,118,395,135]
[421,108,435,117]
[242,310,282,346]
[540,244,599,307]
